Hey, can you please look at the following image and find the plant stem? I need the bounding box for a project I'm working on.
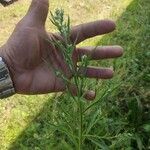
[74,73,83,150]
[78,98,83,150]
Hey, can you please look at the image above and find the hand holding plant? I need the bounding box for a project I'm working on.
[0,0,124,149]
[0,0,123,96]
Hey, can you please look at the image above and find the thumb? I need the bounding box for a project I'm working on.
[26,0,49,26]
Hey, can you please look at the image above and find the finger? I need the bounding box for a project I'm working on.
[68,84,96,101]
[26,0,49,26]
[76,46,123,61]
[78,66,114,79]
[70,20,116,44]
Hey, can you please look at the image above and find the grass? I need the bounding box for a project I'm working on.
[0,0,149,149]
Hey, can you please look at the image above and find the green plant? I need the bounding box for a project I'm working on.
[49,9,91,150]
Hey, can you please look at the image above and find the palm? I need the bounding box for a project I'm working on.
[1,0,123,98]
[5,25,69,94]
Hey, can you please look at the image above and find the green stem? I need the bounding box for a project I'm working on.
[73,73,83,150]
[78,98,83,150]
[76,76,86,150]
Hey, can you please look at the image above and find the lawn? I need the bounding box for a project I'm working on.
[0,0,149,149]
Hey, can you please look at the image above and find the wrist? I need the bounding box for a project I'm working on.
[0,45,11,71]
[0,48,15,98]
[0,45,16,92]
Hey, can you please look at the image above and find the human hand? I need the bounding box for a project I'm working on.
[0,0,123,99]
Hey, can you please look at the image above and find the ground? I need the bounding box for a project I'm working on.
[0,0,149,149]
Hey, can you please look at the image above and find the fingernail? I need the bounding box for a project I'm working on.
[84,90,96,101]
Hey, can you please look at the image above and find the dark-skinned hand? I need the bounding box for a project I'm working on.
[0,0,123,100]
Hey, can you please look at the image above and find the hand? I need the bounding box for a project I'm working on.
[0,0,123,99]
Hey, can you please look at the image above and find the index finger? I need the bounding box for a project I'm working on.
[70,20,116,44]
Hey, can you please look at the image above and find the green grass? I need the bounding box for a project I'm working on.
[0,0,149,149]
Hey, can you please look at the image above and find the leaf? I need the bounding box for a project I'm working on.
[135,134,144,150]
[85,109,100,135]
[143,123,150,132]
[88,137,109,150]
